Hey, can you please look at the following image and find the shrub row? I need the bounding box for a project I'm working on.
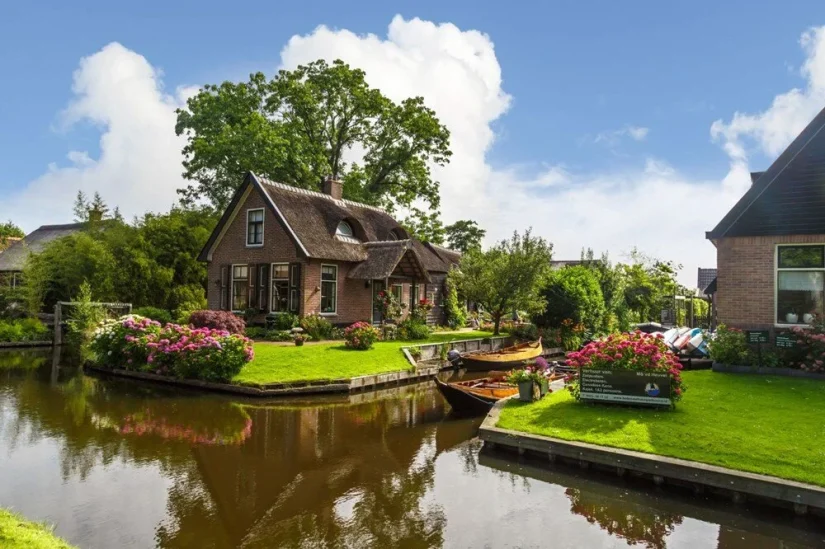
[0,318,49,343]
[90,315,254,382]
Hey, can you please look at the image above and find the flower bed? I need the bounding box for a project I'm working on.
[90,315,254,382]
[567,331,684,404]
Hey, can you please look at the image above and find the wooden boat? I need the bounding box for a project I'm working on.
[434,375,519,416]
[459,338,543,371]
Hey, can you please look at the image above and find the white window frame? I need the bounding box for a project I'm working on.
[231,264,249,313]
[270,262,290,313]
[392,283,403,303]
[320,264,338,316]
[10,272,22,288]
[775,243,825,328]
[246,208,264,247]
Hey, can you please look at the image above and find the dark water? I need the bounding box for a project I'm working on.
[1,349,824,549]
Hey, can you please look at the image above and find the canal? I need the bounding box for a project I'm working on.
[1,348,824,548]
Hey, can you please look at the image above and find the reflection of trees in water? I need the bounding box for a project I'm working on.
[1,366,466,548]
[566,488,683,549]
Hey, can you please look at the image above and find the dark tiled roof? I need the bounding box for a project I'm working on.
[0,223,85,272]
[697,268,717,292]
[750,171,765,185]
[707,105,825,238]
[550,260,583,269]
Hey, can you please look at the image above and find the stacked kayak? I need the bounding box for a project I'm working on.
[660,327,709,357]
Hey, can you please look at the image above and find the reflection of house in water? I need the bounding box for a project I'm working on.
[191,385,472,547]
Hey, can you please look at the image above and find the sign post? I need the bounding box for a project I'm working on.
[579,369,672,407]
[775,334,797,349]
[746,330,769,367]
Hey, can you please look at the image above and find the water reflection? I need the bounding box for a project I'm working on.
[0,350,824,548]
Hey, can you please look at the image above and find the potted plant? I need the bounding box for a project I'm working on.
[293,333,310,346]
[786,309,799,324]
[507,368,540,402]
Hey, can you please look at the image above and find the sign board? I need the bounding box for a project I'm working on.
[579,369,671,407]
[775,334,797,349]
[746,330,769,344]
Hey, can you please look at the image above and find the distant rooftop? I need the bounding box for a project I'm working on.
[0,222,86,272]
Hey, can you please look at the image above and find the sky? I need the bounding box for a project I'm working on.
[2,1,825,287]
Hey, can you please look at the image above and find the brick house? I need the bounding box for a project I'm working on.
[706,105,825,332]
[198,172,460,326]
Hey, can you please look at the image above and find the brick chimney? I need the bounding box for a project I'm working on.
[322,176,343,200]
[88,207,104,224]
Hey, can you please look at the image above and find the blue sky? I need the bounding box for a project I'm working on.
[2,1,825,285]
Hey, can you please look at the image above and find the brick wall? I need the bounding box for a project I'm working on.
[715,234,825,331]
[206,189,304,311]
[302,260,373,326]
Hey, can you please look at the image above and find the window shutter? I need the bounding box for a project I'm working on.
[289,263,302,314]
[220,266,229,311]
[259,264,269,312]
[248,264,258,310]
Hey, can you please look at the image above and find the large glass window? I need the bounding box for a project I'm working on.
[777,245,825,324]
[321,265,337,314]
[247,209,264,246]
[271,263,289,312]
[232,265,249,311]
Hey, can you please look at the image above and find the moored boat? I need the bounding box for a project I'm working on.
[459,339,543,371]
[434,376,518,416]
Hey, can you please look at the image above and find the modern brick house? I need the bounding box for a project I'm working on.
[707,105,825,332]
[198,172,460,326]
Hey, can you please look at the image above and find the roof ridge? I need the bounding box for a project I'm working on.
[36,222,87,231]
[256,176,389,214]
[364,239,411,247]
[427,242,460,254]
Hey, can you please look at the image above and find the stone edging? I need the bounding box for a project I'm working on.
[85,364,441,397]
[478,398,825,515]
[712,363,825,380]
[0,341,53,349]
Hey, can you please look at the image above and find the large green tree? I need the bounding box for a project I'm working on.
[534,266,607,333]
[456,229,553,334]
[620,249,683,323]
[176,59,452,213]
[444,220,485,253]
[0,220,24,252]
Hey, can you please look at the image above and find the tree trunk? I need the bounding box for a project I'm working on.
[493,313,502,335]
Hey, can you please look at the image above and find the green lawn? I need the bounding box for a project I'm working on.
[0,509,77,549]
[234,331,495,385]
[497,370,825,487]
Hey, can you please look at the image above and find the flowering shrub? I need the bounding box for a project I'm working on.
[789,323,825,372]
[397,318,432,340]
[567,331,685,403]
[90,315,254,382]
[344,321,381,350]
[375,290,405,321]
[300,313,335,340]
[559,318,587,351]
[707,324,749,365]
[188,310,246,334]
[410,299,434,323]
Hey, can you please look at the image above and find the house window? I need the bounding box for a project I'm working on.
[321,265,337,314]
[336,221,354,238]
[247,209,264,246]
[777,245,825,324]
[392,284,403,303]
[410,284,420,308]
[232,265,249,311]
[271,263,289,312]
[258,265,267,312]
[10,272,22,288]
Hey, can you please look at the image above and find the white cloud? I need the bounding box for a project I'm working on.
[7,20,825,290]
[594,125,650,145]
[0,42,188,229]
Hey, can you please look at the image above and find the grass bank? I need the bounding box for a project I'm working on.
[0,509,76,549]
[496,370,825,487]
[234,331,496,385]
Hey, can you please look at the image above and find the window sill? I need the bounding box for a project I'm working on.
[775,323,812,329]
[319,313,338,317]
[246,243,264,248]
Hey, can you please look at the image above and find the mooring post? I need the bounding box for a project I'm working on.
[53,303,61,346]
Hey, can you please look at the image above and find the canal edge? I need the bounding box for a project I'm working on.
[478,399,825,516]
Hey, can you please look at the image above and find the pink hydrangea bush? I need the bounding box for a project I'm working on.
[344,321,381,350]
[91,315,254,382]
[567,331,685,402]
[790,325,825,372]
[188,310,246,334]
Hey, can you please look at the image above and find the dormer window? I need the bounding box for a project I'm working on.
[387,230,398,241]
[336,221,354,237]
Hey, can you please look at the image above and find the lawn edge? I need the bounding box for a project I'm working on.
[479,398,825,514]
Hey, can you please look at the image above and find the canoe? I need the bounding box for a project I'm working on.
[434,375,518,416]
[460,339,543,371]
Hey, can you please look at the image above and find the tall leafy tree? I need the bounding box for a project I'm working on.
[444,220,485,253]
[402,208,445,244]
[73,191,90,222]
[90,192,110,219]
[176,59,452,212]
[0,221,24,252]
[456,229,553,334]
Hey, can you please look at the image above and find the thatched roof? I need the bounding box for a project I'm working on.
[0,223,85,272]
[348,241,431,282]
[200,173,461,276]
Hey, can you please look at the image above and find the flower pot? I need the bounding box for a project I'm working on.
[804,313,814,324]
[518,380,538,402]
[295,340,305,347]
[539,378,549,397]
[786,313,799,324]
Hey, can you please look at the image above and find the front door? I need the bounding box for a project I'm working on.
[372,281,385,324]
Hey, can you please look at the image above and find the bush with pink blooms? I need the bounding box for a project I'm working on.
[90,315,254,382]
[188,310,246,334]
[787,323,825,372]
[344,321,380,350]
[567,331,685,403]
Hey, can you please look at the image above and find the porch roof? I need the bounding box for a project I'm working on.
[347,240,431,282]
